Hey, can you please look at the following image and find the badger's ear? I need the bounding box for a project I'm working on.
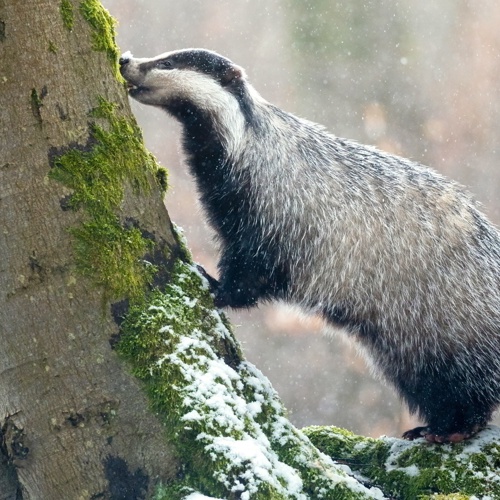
[221,64,246,86]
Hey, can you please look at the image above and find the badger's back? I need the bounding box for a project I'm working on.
[240,102,500,390]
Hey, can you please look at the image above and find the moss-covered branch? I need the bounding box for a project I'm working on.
[117,260,384,499]
[304,425,500,499]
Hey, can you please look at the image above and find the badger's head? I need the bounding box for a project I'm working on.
[119,48,248,116]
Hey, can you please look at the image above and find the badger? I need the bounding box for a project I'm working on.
[119,48,500,443]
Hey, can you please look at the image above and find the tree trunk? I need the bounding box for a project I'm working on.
[0,1,179,497]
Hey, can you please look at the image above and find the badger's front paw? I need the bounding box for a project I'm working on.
[196,264,220,292]
[194,265,234,308]
[196,265,260,309]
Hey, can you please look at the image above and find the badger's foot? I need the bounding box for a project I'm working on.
[402,426,428,441]
[195,265,221,294]
[195,264,237,308]
[402,424,483,443]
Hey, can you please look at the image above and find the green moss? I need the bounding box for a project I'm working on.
[48,41,58,53]
[79,0,120,77]
[155,166,168,195]
[60,0,120,76]
[49,97,163,302]
[70,219,155,300]
[170,223,192,262]
[430,495,471,500]
[60,0,75,31]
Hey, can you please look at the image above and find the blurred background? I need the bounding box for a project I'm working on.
[102,0,500,438]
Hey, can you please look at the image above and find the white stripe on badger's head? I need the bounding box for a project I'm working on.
[120,48,248,155]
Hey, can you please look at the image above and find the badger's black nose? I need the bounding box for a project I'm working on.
[119,55,130,67]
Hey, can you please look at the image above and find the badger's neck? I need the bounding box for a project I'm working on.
[169,82,251,170]
[170,82,262,242]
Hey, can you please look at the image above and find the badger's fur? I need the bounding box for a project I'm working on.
[120,48,500,442]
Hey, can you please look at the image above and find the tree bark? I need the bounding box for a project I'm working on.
[0,1,178,497]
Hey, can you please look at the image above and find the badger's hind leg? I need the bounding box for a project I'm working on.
[398,362,494,443]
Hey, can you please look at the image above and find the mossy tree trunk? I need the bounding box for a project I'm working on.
[0,1,180,497]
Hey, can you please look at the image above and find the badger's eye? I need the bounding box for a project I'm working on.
[156,60,173,70]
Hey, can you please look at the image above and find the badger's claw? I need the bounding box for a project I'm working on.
[195,264,220,292]
[402,424,483,444]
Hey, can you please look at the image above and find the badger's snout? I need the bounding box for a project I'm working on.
[119,52,144,96]
[119,51,136,82]
[119,51,133,68]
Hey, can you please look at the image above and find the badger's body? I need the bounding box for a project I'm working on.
[120,49,500,442]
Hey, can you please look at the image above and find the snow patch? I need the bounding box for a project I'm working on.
[182,493,223,500]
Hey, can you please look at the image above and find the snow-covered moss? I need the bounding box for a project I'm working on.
[171,223,193,262]
[304,425,500,499]
[117,260,384,500]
